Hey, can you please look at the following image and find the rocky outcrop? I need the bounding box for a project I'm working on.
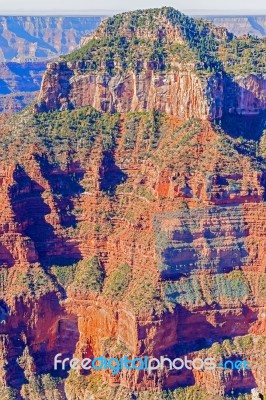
[37,61,221,119]
[37,63,266,121]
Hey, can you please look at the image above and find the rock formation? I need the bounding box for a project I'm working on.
[0,7,265,400]
[36,10,266,127]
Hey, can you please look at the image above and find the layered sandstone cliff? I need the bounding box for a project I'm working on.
[37,61,219,119]
[35,9,266,123]
[0,7,266,400]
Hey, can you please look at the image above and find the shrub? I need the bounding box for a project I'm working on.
[103,263,131,299]
[50,264,77,290]
[42,373,63,391]
[126,274,167,316]
[72,256,105,292]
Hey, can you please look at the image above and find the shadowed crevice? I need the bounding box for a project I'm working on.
[10,164,82,267]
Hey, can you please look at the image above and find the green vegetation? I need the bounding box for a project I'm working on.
[101,337,131,357]
[165,8,224,73]
[50,264,77,290]
[11,266,57,298]
[62,9,175,72]
[165,271,250,305]
[66,370,89,391]
[165,276,203,305]
[174,118,202,147]
[0,265,58,300]
[62,8,265,78]
[0,387,19,400]
[32,106,120,165]
[62,8,224,75]
[236,335,254,352]
[258,274,266,299]
[21,373,63,399]
[71,256,105,293]
[126,274,167,316]
[260,129,266,158]
[0,106,121,165]
[205,334,263,360]
[163,386,210,400]
[219,35,266,75]
[136,187,156,202]
[63,372,251,400]
[213,271,250,299]
[122,111,165,152]
[103,263,131,300]
[123,113,141,150]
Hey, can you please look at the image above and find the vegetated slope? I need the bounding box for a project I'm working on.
[0,7,266,400]
[37,7,266,135]
[60,8,265,76]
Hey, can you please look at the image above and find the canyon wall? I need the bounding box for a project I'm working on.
[0,61,46,112]
[0,7,266,399]
[0,106,265,397]
[205,15,266,38]
[36,61,266,122]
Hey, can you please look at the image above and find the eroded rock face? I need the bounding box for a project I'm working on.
[37,62,215,119]
[0,107,265,398]
[36,60,266,124]
[1,7,266,400]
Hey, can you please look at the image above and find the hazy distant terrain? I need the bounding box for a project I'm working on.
[0,16,105,62]
[205,15,266,37]
[0,16,106,111]
[0,61,46,112]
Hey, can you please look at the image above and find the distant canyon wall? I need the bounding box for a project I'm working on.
[0,16,106,112]
[205,15,266,38]
[0,16,105,62]
[0,62,46,112]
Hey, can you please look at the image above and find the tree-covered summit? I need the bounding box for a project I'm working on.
[62,7,265,77]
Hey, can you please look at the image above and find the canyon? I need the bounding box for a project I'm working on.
[206,15,266,38]
[0,16,106,112]
[0,61,46,113]
[0,16,105,62]
[0,7,265,400]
